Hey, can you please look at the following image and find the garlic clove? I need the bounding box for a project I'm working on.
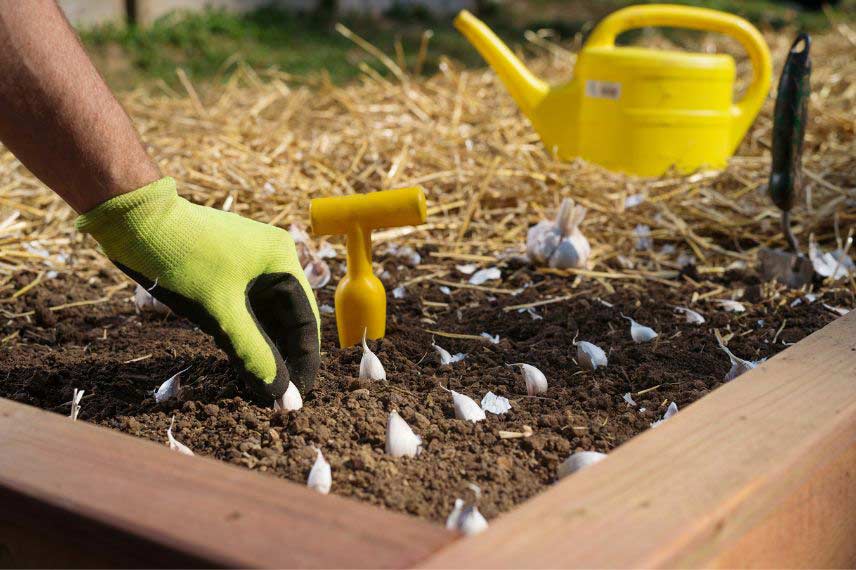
[442,387,486,422]
[320,303,335,314]
[480,391,511,415]
[359,330,386,381]
[480,332,500,344]
[439,286,452,296]
[385,411,422,457]
[445,499,465,530]
[509,363,548,396]
[576,340,608,371]
[457,505,488,536]
[674,306,705,324]
[557,451,607,478]
[394,245,421,267]
[392,285,407,299]
[651,402,678,428]
[455,263,478,275]
[274,381,303,411]
[154,366,190,403]
[167,415,194,456]
[623,392,637,407]
[432,341,466,365]
[307,448,332,494]
[69,388,84,421]
[720,344,765,381]
[622,314,658,343]
[134,284,170,315]
[716,299,746,313]
[468,267,501,285]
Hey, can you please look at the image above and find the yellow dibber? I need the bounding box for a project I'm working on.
[455,4,772,176]
[310,187,427,348]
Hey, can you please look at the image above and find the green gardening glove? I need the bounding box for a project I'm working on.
[76,177,321,401]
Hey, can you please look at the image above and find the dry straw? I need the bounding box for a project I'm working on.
[0,23,853,305]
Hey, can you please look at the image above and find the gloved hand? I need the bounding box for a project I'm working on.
[76,177,320,401]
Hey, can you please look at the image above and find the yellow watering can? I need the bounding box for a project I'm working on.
[455,4,772,176]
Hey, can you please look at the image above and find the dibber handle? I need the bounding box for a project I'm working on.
[310,187,427,237]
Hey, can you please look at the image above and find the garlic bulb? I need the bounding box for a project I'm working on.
[651,402,678,428]
[432,341,466,365]
[274,381,303,411]
[134,284,169,314]
[154,366,190,403]
[557,451,607,479]
[622,315,658,343]
[307,448,332,494]
[69,388,84,421]
[720,344,765,381]
[480,391,511,415]
[442,387,486,422]
[509,363,548,395]
[167,416,194,456]
[575,339,608,371]
[674,306,705,324]
[359,330,386,381]
[385,411,422,457]
[526,197,590,269]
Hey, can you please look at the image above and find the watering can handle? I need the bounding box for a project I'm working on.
[586,4,772,152]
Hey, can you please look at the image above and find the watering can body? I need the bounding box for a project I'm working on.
[455,4,772,176]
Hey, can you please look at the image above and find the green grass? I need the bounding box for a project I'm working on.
[80,0,855,90]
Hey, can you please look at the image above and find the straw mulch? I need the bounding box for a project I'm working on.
[0,24,854,304]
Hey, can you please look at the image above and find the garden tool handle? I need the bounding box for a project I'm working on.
[585,4,772,151]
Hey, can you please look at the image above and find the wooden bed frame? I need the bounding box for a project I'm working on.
[2,311,855,568]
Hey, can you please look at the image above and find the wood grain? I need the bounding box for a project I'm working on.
[0,400,455,568]
[420,310,856,569]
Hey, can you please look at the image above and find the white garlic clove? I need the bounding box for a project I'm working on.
[359,330,386,381]
[319,303,335,314]
[576,340,608,371]
[623,392,637,407]
[455,263,478,275]
[622,315,658,343]
[134,284,170,315]
[442,387,486,422]
[456,505,488,536]
[154,366,190,403]
[720,344,765,381]
[385,411,422,457]
[480,391,511,415]
[392,285,407,299]
[468,267,501,285]
[509,363,548,396]
[307,448,332,494]
[675,306,705,324]
[274,382,303,411]
[395,245,421,267]
[167,416,194,456]
[480,332,500,344]
[439,286,452,296]
[651,402,678,428]
[557,451,607,479]
[432,341,466,365]
[716,299,746,313]
[69,388,84,421]
[445,498,465,530]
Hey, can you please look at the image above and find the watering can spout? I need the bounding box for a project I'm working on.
[454,10,548,118]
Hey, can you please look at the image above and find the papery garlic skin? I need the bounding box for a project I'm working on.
[70,388,84,421]
[433,341,466,365]
[651,402,678,428]
[307,449,332,494]
[167,416,194,456]
[510,363,548,395]
[134,284,170,315]
[720,345,765,381]
[481,391,511,415]
[444,388,486,422]
[274,382,303,411]
[576,340,608,371]
[359,331,386,381]
[557,451,607,479]
[623,392,637,406]
[385,411,422,458]
[716,299,746,313]
[154,366,189,403]
[469,267,501,285]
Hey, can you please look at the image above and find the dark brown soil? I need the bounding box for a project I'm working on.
[1,260,850,523]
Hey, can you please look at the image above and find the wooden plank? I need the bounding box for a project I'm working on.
[0,400,455,569]
[420,311,856,569]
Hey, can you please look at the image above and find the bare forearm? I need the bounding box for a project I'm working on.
[0,0,160,213]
